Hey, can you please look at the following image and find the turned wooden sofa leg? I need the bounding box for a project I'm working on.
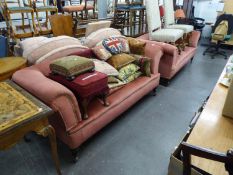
[152,88,157,96]
[71,147,81,163]
[160,78,170,87]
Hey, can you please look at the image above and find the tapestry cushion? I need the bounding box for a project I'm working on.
[92,45,112,61]
[50,56,95,79]
[91,59,119,76]
[118,63,140,81]
[102,37,123,55]
[108,76,119,84]
[127,37,146,55]
[108,78,126,89]
[131,54,151,77]
[84,28,122,48]
[107,53,135,70]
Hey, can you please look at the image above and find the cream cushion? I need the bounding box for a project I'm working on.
[150,29,184,43]
[166,24,194,34]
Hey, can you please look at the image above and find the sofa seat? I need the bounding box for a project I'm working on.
[166,24,194,34]
[150,29,184,43]
[52,73,160,149]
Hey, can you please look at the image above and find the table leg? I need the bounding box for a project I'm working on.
[46,125,62,175]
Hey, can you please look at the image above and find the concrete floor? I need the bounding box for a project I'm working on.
[1,42,233,175]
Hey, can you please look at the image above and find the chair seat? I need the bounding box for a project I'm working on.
[167,24,194,33]
[151,28,184,42]
[36,6,57,12]
[8,7,33,13]
[63,5,85,12]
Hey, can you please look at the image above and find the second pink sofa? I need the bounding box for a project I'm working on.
[138,31,200,86]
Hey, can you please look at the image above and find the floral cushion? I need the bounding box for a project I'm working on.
[107,53,135,70]
[123,71,142,83]
[91,59,119,76]
[118,63,140,81]
[102,37,123,55]
[119,38,130,53]
[131,54,151,77]
[108,76,119,83]
[92,45,112,61]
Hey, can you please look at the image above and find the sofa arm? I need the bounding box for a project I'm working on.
[142,40,163,74]
[12,67,82,132]
[189,31,201,48]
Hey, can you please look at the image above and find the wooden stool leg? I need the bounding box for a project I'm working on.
[81,99,89,120]
[102,93,109,107]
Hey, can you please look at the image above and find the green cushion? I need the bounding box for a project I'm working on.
[123,71,142,83]
[50,56,95,79]
[131,54,151,77]
[118,63,140,82]
[8,7,33,13]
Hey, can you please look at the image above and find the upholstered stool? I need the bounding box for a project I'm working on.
[0,57,27,81]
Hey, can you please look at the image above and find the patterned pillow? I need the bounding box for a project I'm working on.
[123,71,142,83]
[131,54,151,77]
[91,59,119,76]
[108,76,119,84]
[102,37,123,55]
[92,45,112,61]
[118,63,140,81]
[118,38,130,53]
[127,37,146,55]
[107,53,136,70]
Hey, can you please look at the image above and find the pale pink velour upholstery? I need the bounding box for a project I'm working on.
[138,30,200,80]
[12,41,163,149]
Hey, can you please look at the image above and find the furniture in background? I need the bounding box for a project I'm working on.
[0,57,27,81]
[85,20,111,37]
[145,0,184,54]
[113,0,146,36]
[203,14,233,59]
[163,0,193,47]
[0,80,61,175]
[0,35,7,57]
[29,0,58,35]
[138,30,200,86]
[167,57,233,175]
[1,0,37,41]
[12,39,163,162]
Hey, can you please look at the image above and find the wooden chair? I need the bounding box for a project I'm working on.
[181,142,233,175]
[27,0,58,35]
[81,0,96,19]
[1,0,36,41]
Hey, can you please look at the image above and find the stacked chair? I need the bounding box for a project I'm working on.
[0,0,36,41]
[163,0,193,46]
[145,0,185,53]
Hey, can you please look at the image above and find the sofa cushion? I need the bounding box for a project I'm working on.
[91,59,119,76]
[50,56,95,79]
[102,37,123,55]
[131,54,151,77]
[119,37,130,53]
[118,63,140,82]
[107,53,135,70]
[92,44,112,61]
[84,28,122,48]
[127,37,146,55]
[123,71,142,83]
[108,76,119,83]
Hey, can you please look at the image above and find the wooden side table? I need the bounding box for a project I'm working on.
[0,80,61,175]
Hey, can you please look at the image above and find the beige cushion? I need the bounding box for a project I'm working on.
[167,24,194,33]
[150,29,184,43]
[85,21,111,37]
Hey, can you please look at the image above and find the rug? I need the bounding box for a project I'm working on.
[0,82,40,132]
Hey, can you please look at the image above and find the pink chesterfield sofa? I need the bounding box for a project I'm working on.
[138,31,200,86]
[12,40,163,161]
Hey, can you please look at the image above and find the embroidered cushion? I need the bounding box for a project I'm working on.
[123,71,142,83]
[118,37,130,53]
[92,45,112,61]
[108,76,119,84]
[91,59,119,76]
[107,53,135,70]
[131,54,151,77]
[127,37,146,55]
[50,56,94,79]
[102,37,123,55]
[118,63,140,82]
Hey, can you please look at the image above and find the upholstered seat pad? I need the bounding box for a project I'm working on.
[36,6,57,11]
[151,29,184,42]
[63,5,85,12]
[8,6,33,13]
[167,24,194,33]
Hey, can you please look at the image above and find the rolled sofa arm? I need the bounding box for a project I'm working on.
[12,67,82,132]
[142,40,163,74]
